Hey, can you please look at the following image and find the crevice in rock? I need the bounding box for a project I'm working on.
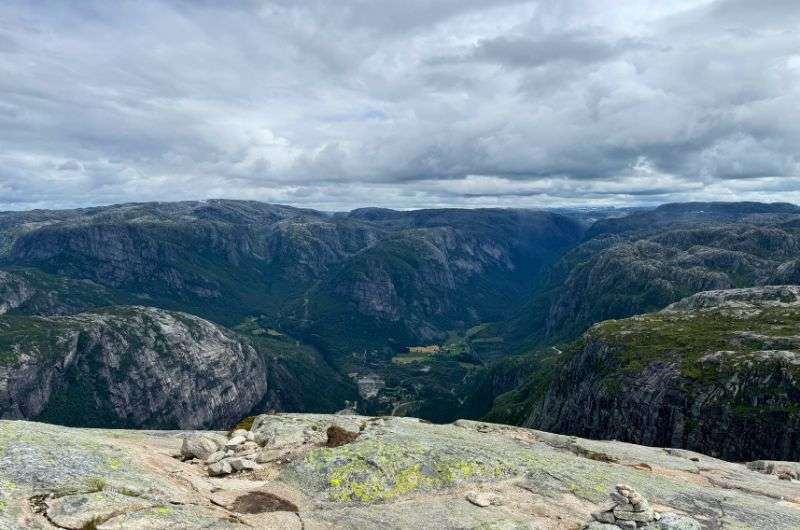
[30,494,71,530]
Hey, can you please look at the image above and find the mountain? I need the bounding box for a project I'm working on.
[297,209,583,356]
[489,286,800,461]
[0,200,585,423]
[1,414,796,529]
[502,201,800,347]
[585,201,800,238]
[3,198,800,457]
[0,306,355,428]
[0,201,583,348]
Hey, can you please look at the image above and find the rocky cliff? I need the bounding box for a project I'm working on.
[0,414,797,529]
[0,306,269,429]
[516,286,800,461]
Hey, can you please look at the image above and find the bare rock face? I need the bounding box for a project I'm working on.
[662,285,800,312]
[0,306,268,429]
[524,286,800,461]
[0,270,34,314]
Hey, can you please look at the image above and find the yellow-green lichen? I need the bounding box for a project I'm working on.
[300,438,512,503]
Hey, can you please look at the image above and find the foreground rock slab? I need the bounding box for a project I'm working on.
[0,415,798,529]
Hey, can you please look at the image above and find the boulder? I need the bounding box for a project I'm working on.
[181,434,221,460]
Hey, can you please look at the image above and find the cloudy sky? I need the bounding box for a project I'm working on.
[1,0,799,211]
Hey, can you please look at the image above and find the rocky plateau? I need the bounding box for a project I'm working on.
[1,413,799,529]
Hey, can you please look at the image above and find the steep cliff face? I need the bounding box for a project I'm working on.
[0,270,33,314]
[0,306,268,429]
[518,286,800,461]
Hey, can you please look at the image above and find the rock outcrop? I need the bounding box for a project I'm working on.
[519,286,800,461]
[0,306,267,429]
[1,414,798,529]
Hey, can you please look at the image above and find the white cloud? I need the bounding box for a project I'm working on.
[0,0,797,211]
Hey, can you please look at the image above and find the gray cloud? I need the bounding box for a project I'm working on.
[0,0,798,211]
[449,31,643,69]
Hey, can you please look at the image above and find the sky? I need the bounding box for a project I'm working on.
[0,0,799,211]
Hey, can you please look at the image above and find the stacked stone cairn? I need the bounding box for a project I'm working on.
[178,416,363,477]
[589,484,659,529]
[179,428,262,477]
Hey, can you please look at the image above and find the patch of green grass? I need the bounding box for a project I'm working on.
[590,306,800,382]
[85,477,107,492]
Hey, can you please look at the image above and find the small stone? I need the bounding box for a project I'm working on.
[231,429,248,438]
[591,510,616,524]
[240,441,259,451]
[610,491,629,504]
[613,507,656,523]
[226,435,246,448]
[616,483,633,493]
[208,461,232,476]
[204,450,225,464]
[616,521,637,530]
[629,492,643,505]
[466,492,492,507]
[465,492,500,507]
[245,431,255,441]
[228,457,260,471]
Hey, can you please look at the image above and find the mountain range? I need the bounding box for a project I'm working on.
[0,200,798,461]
